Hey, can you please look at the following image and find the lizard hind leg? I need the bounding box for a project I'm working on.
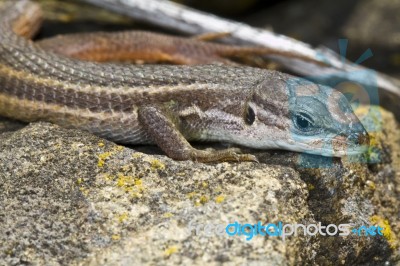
[138,105,258,163]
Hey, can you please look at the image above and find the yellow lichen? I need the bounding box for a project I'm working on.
[370,215,398,249]
[187,192,197,199]
[132,153,142,159]
[164,245,178,257]
[176,172,186,176]
[199,195,208,204]
[215,195,225,203]
[150,159,165,170]
[130,192,143,198]
[118,212,129,223]
[188,192,210,206]
[307,184,315,190]
[54,143,62,149]
[79,187,89,196]
[116,173,136,192]
[103,173,114,181]
[97,146,125,167]
[368,132,379,147]
[76,178,83,185]
[163,212,174,218]
[366,180,376,190]
[121,165,131,172]
[112,172,145,196]
[98,141,105,147]
[111,234,121,241]
[98,151,113,167]
[116,145,124,151]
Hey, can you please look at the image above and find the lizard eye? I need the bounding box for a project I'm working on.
[294,112,315,132]
[245,105,255,125]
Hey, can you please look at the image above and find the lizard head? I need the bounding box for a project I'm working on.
[237,72,370,157]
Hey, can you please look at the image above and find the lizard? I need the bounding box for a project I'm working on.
[0,0,369,162]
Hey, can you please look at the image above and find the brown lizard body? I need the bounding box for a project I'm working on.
[0,0,369,162]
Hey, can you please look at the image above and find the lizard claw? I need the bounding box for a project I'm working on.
[214,148,258,163]
[224,148,259,163]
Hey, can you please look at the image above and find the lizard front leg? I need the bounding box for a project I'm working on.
[138,105,258,163]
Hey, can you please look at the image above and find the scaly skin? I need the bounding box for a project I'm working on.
[0,0,369,162]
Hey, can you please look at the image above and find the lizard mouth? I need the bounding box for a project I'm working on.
[280,130,370,157]
[333,130,370,155]
[296,143,369,157]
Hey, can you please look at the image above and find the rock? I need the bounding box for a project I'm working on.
[0,107,398,265]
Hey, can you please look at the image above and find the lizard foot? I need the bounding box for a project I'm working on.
[190,147,258,163]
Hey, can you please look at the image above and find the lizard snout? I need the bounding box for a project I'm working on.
[347,130,370,147]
